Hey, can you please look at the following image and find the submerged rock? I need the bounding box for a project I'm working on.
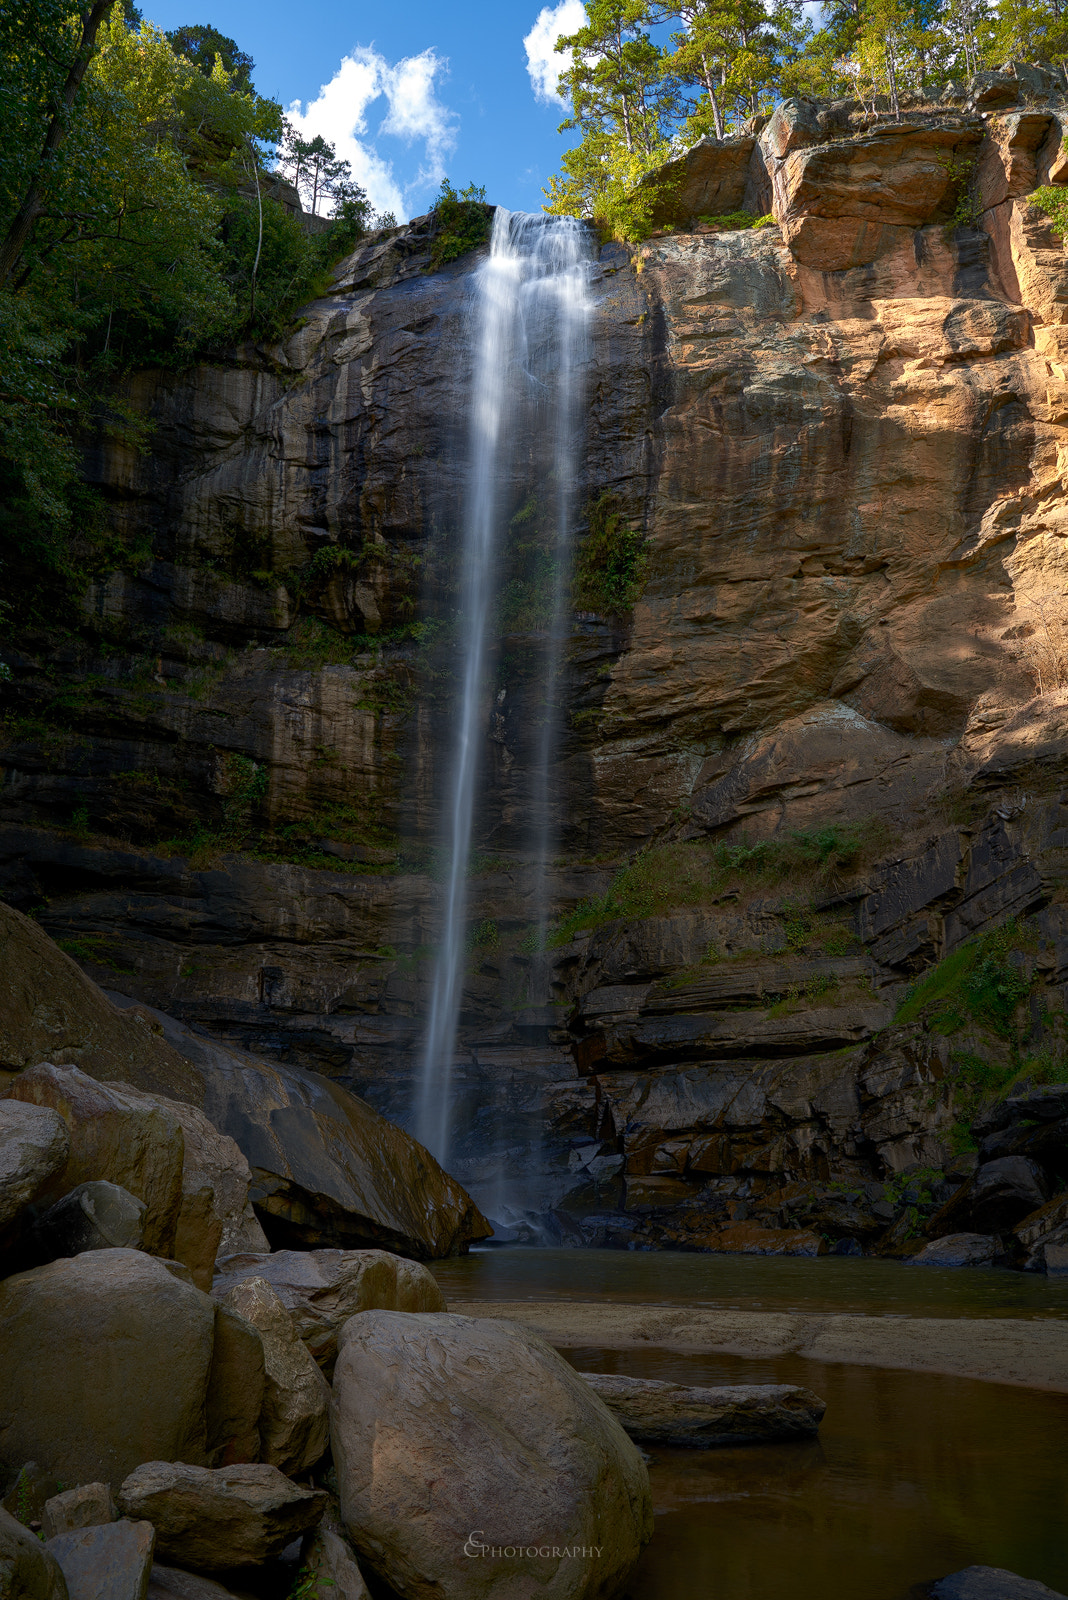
[116,1462,326,1571]
[928,1567,1068,1599]
[330,1310,652,1600]
[579,1374,825,1446]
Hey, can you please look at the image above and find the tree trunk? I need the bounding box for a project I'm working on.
[0,0,119,287]
[701,53,725,140]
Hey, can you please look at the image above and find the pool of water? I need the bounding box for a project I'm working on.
[566,1347,1068,1600]
[432,1246,1068,1319]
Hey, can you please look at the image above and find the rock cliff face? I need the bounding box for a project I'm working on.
[5,65,1068,1250]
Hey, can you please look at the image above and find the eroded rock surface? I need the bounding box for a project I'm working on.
[116,1462,326,1571]
[578,1373,825,1445]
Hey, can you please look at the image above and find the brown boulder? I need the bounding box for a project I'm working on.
[116,1462,326,1570]
[212,1247,445,1374]
[9,1066,185,1260]
[330,1311,652,1600]
[644,135,756,226]
[41,1484,116,1541]
[299,1500,371,1600]
[216,1278,329,1475]
[0,1249,215,1489]
[0,902,199,1101]
[204,1304,265,1468]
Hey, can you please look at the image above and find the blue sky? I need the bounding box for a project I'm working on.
[142,0,589,218]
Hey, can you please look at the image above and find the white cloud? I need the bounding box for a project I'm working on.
[287,45,457,220]
[524,1,586,106]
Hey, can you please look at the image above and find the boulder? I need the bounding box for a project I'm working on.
[46,1521,154,1600]
[929,1567,1068,1599]
[0,1249,214,1488]
[109,996,491,1260]
[330,1311,652,1600]
[908,1233,996,1269]
[216,1278,329,1476]
[9,1066,185,1260]
[0,902,200,1102]
[162,1101,268,1287]
[577,1374,825,1447]
[0,1504,69,1600]
[146,1568,238,1600]
[299,1500,371,1600]
[204,1305,264,1468]
[642,134,756,226]
[2,1465,63,1527]
[31,1182,145,1261]
[116,1463,326,1571]
[1046,1242,1068,1275]
[0,1101,69,1232]
[1014,1193,1068,1270]
[41,1486,116,1541]
[927,1156,1050,1237]
[212,1248,445,1374]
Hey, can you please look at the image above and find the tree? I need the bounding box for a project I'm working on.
[165,23,254,91]
[277,124,351,215]
[659,0,808,138]
[557,0,672,162]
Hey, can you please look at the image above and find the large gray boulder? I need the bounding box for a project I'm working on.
[216,1278,329,1476]
[116,1463,326,1571]
[0,1101,69,1233]
[146,1568,238,1599]
[578,1374,825,1446]
[0,1504,69,1599]
[212,1248,445,1374]
[45,1521,155,1600]
[330,1311,652,1600]
[0,1249,214,1489]
[41,1484,116,1541]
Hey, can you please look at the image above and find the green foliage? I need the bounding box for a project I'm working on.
[548,820,885,944]
[428,180,493,269]
[572,494,648,618]
[468,918,500,951]
[1029,184,1068,239]
[697,211,776,230]
[895,919,1037,1039]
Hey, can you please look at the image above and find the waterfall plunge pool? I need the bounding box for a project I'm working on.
[430,1249,1068,1599]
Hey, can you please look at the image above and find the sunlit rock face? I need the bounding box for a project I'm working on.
[6,80,1068,1248]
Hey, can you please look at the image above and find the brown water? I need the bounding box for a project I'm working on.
[432,1245,1068,1319]
[431,1250,1068,1599]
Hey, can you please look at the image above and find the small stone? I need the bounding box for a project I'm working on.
[579,1374,825,1446]
[909,1233,996,1269]
[32,1182,145,1260]
[216,1277,329,1476]
[0,1503,68,1599]
[116,1462,326,1571]
[41,1483,116,1540]
[46,1519,155,1600]
[0,1101,69,1232]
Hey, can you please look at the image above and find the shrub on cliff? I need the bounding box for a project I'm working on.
[428,180,493,269]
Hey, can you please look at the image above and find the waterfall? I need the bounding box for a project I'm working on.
[416,207,593,1172]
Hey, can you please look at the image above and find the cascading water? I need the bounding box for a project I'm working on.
[416,207,593,1174]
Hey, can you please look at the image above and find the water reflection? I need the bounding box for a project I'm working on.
[564,1348,1068,1600]
[432,1246,1068,1320]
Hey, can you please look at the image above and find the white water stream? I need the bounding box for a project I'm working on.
[416,207,593,1170]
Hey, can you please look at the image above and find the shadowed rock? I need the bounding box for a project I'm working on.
[41,1485,116,1541]
[0,1101,69,1234]
[0,1504,69,1599]
[909,1233,996,1269]
[929,1568,1068,1599]
[212,1247,445,1374]
[578,1373,825,1446]
[117,1463,326,1571]
[31,1182,145,1260]
[216,1278,329,1476]
[45,1520,155,1600]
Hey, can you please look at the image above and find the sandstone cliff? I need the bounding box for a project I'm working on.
[5,63,1068,1253]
